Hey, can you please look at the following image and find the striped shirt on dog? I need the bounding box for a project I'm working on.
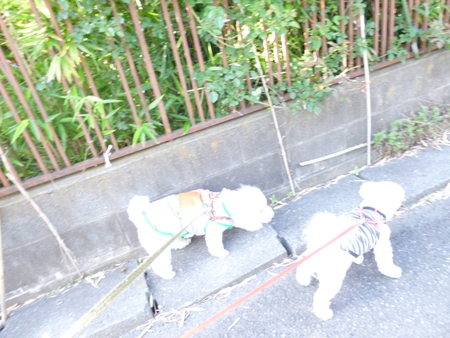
[340,207,386,258]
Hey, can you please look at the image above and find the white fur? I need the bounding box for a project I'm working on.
[128,186,274,279]
[296,181,405,320]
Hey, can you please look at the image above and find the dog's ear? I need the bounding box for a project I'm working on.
[359,181,405,202]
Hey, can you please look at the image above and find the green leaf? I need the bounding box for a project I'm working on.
[132,127,143,146]
[60,56,75,82]
[143,125,158,143]
[46,114,61,123]
[57,11,69,21]
[11,120,29,144]
[80,114,94,129]
[60,117,76,123]
[76,44,93,55]
[35,82,46,91]
[148,95,165,111]
[209,91,219,103]
[182,121,191,135]
[309,35,322,51]
[105,107,121,119]
[73,97,87,117]
[41,122,54,141]
[214,17,224,30]
[47,55,62,82]
[59,95,81,101]
[102,129,116,135]
[224,74,235,81]
[68,44,80,62]
[10,159,24,167]
[94,102,105,117]
[28,120,40,141]
[233,78,242,87]
[73,131,84,140]
[100,99,122,104]
[107,27,115,36]
[57,123,68,150]
[85,96,104,103]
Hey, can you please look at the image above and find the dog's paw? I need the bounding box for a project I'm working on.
[158,270,176,279]
[217,249,230,258]
[354,255,364,265]
[379,265,402,278]
[172,238,192,250]
[210,249,230,258]
[296,273,311,286]
[313,307,333,321]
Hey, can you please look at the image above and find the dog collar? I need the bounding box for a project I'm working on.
[362,206,386,220]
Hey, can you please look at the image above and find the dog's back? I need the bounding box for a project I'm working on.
[303,212,356,251]
[128,194,182,234]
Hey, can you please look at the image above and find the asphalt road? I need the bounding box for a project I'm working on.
[134,197,450,338]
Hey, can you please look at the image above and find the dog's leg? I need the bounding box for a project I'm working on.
[313,260,351,320]
[296,253,314,286]
[138,232,177,279]
[171,237,192,250]
[374,224,402,278]
[205,226,229,258]
[151,249,176,279]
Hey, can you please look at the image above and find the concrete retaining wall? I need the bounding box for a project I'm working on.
[2,50,450,305]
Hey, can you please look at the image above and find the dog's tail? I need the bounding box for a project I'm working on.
[303,212,354,251]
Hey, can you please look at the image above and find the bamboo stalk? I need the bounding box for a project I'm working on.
[299,143,368,166]
[359,9,373,165]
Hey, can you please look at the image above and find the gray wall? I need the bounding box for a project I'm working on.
[2,50,450,306]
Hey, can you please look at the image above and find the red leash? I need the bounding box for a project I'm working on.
[181,222,360,337]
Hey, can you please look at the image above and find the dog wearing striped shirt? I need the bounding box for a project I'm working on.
[296,181,405,320]
[127,186,274,279]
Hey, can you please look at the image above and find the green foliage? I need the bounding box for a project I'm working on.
[194,63,261,112]
[269,195,278,204]
[0,0,449,181]
[424,19,450,49]
[373,106,449,156]
[352,166,361,176]
[278,52,333,114]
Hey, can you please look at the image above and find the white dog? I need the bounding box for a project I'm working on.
[296,181,405,320]
[128,186,274,279]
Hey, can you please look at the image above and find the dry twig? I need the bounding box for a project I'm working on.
[0,144,82,278]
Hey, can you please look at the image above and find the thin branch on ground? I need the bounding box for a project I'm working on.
[249,40,296,195]
[0,145,83,279]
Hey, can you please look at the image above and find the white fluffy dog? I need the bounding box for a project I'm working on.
[296,181,405,320]
[128,186,274,279]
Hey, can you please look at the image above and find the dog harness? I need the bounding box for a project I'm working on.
[340,206,387,258]
[142,190,233,238]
